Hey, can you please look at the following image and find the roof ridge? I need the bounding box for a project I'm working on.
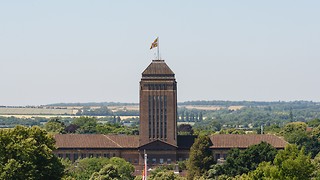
[103,135,122,148]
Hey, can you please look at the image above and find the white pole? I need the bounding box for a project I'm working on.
[144,150,147,180]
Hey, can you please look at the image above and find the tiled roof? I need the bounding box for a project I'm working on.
[209,134,287,149]
[142,60,174,76]
[54,134,139,149]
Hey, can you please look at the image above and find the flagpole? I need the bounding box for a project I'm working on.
[157,37,160,60]
[144,149,147,180]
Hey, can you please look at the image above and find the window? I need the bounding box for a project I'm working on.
[89,154,94,158]
[223,154,227,160]
[160,158,164,164]
[152,158,156,164]
[215,154,221,160]
[103,154,108,158]
[81,154,86,158]
[66,153,70,159]
[58,154,63,158]
[73,154,78,160]
[167,158,171,164]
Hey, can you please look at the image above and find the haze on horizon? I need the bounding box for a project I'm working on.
[1,1,319,106]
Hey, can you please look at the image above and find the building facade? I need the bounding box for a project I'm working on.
[139,60,177,146]
[53,59,287,169]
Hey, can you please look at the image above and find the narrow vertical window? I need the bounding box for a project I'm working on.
[164,96,167,139]
[148,95,151,138]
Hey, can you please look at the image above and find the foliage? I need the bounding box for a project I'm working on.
[245,144,315,180]
[66,157,134,180]
[64,124,79,133]
[311,152,320,179]
[193,119,221,133]
[279,121,320,158]
[71,116,98,133]
[219,128,245,134]
[0,126,64,180]
[307,118,320,127]
[178,160,187,171]
[66,157,109,180]
[90,164,121,180]
[44,118,66,133]
[96,123,138,135]
[0,116,48,127]
[108,157,134,180]
[187,135,214,180]
[178,124,194,135]
[152,171,185,180]
[214,142,277,177]
[263,124,282,134]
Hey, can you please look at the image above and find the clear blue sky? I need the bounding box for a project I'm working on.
[1,1,319,106]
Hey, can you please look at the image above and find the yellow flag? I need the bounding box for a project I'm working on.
[150,37,158,49]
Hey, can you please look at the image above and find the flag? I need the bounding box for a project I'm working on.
[150,37,158,49]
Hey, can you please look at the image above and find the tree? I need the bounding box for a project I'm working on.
[307,118,320,127]
[246,144,315,180]
[90,164,121,180]
[65,124,79,133]
[213,142,277,177]
[187,135,214,180]
[152,171,185,180]
[178,124,194,135]
[66,157,109,180]
[66,157,134,180]
[108,157,134,180]
[72,117,98,134]
[311,152,320,179]
[0,126,64,180]
[219,128,245,135]
[44,118,65,133]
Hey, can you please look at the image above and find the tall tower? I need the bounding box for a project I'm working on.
[139,60,177,146]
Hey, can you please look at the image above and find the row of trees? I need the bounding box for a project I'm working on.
[77,106,139,116]
[0,126,139,180]
[185,118,320,179]
[44,117,139,135]
[186,135,318,180]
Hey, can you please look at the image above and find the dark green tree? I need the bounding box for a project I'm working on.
[0,126,64,180]
[246,145,315,180]
[66,157,109,180]
[214,142,277,177]
[90,164,121,180]
[308,118,320,127]
[44,118,65,133]
[72,116,98,134]
[177,124,194,135]
[187,135,214,180]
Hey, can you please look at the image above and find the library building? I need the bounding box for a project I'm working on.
[54,59,287,169]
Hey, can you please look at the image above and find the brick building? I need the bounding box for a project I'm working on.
[53,60,287,167]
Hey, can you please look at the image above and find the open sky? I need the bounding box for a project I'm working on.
[1,1,319,106]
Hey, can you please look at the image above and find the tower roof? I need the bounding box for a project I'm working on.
[142,60,175,77]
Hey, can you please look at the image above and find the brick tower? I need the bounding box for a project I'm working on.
[139,60,177,146]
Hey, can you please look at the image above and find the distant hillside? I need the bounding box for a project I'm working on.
[46,100,319,108]
[178,100,319,107]
[46,102,138,107]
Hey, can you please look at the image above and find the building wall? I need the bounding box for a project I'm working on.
[139,62,177,147]
[53,148,140,165]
